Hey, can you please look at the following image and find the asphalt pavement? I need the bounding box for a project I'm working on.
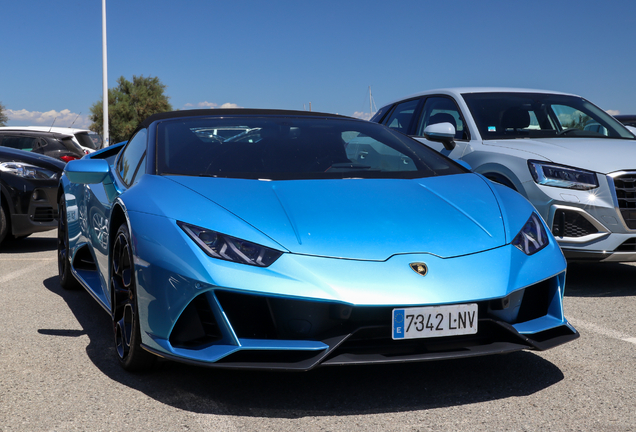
[1,231,635,431]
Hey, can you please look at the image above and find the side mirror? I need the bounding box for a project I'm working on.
[423,122,456,151]
[64,159,110,184]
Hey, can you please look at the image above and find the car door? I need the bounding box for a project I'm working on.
[87,128,148,300]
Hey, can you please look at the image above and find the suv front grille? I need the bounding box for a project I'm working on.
[613,173,636,229]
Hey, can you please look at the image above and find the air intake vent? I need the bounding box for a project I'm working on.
[169,294,221,348]
[552,209,598,237]
[33,207,55,222]
[616,238,636,252]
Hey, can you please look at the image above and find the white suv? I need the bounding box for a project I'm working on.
[371,88,636,262]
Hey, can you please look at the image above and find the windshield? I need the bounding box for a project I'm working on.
[462,92,635,140]
[157,116,466,180]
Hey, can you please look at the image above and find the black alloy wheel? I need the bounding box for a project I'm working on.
[57,195,80,290]
[111,223,156,371]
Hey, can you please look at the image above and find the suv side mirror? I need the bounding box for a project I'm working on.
[423,122,456,151]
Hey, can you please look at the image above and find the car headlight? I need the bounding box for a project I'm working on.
[528,160,598,190]
[512,213,549,255]
[0,162,57,179]
[178,221,282,267]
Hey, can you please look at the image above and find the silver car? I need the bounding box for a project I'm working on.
[371,88,636,262]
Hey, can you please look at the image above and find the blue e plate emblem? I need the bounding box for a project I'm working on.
[393,309,405,339]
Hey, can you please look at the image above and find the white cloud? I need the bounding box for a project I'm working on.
[606,109,620,116]
[352,111,373,121]
[197,101,218,108]
[6,108,90,129]
[183,101,242,109]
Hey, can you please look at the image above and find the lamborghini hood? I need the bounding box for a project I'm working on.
[169,173,507,260]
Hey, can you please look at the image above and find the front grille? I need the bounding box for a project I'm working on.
[215,279,554,343]
[613,173,636,229]
[208,278,560,369]
[33,207,56,222]
[551,209,598,237]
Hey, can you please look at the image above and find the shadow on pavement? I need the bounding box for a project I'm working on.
[0,232,57,254]
[41,276,565,418]
[565,262,636,298]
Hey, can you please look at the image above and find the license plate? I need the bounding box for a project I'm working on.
[392,303,478,340]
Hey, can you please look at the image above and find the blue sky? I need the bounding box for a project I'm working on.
[2,0,635,130]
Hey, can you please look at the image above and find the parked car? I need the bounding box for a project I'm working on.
[58,108,577,371]
[0,126,102,153]
[0,129,86,162]
[0,147,65,245]
[372,88,636,262]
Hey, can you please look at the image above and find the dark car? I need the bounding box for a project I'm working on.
[0,130,86,163]
[0,147,65,245]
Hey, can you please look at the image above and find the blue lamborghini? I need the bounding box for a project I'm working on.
[57,109,578,371]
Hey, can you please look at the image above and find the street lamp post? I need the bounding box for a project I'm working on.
[102,0,109,146]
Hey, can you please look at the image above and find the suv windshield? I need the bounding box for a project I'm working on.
[463,92,635,140]
[157,116,466,180]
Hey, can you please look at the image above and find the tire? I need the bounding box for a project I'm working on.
[0,204,7,246]
[111,223,156,371]
[57,195,81,290]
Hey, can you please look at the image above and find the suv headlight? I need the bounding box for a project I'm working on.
[512,213,549,255]
[178,221,282,267]
[528,160,598,190]
[0,162,57,179]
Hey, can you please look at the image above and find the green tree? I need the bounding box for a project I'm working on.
[0,101,8,126]
[89,75,172,144]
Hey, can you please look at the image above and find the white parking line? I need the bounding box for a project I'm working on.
[0,259,54,285]
[568,317,636,345]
